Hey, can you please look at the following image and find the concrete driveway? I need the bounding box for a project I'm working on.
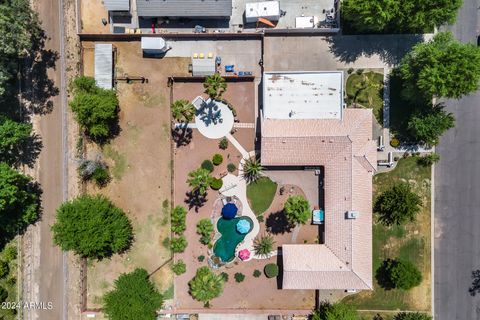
[263,34,427,71]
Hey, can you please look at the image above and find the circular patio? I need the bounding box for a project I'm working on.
[195,99,234,139]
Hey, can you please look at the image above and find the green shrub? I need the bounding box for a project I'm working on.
[171,236,188,253]
[356,68,364,75]
[418,153,440,166]
[390,138,400,147]
[220,272,229,282]
[212,154,223,166]
[172,260,186,275]
[197,219,214,245]
[377,259,422,290]
[201,160,214,173]
[171,205,187,235]
[264,263,279,278]
[91,166,110,187]
[219,138,229,150]
[227,163,236,173]
[0,260,8,278]
[198,255,205,262]
[234,272,245,283]
[257,215,264,223]
[210,178,223,190]
[253,269,261,278]
[394,312,432,320]
[3,245,17,262]
[347,67,354,74]
[0,286,7,303]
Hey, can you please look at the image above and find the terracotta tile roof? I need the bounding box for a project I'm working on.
[261,108,376,290]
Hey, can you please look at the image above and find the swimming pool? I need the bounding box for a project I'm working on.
[213,216,253,263]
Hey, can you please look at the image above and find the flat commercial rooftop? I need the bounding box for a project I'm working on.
[263,71,343,120]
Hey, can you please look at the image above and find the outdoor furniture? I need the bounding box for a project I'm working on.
[192,96,205,110]
[222,198,228,206]
[238,249,250,261]
[199,53,205,59]
[193,53,198,59]
[236,219,251,234]
[225,65,234,72]
[207,52,214,58]
[221,203,238,219]
[312,209,324,225]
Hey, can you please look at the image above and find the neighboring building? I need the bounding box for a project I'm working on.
[260,71,376,291]
[103,0,130,12]
[94,44,114,90]
[136,0,232,19]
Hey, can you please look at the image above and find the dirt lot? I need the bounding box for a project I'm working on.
[81,41,190,308]
[171,81,317,312]
[80,0,110,34]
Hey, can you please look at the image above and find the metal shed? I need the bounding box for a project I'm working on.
[103,0,130,11]
[192,58,216,77]
[94,44,113,90]
[141,37,169,54]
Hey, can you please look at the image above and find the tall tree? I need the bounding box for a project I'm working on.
[342,0,398,33]
[0,116,32,164]
[188,266,224,307]
[103,268,163,320]
[311,302,359,320]
[52,195,133,259]
[70,76,119,142]
[171,99,196,123]
[203,74,227,99]
[397,0,462,33]
[407,104,455,145]
[400,32,480,100]
[284,195,310,226]
[0,162,40,241]
[374,183,422,226]
[187,168,213,195]
[0,0,44,96]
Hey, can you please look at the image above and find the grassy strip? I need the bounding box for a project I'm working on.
[343,157,431,310]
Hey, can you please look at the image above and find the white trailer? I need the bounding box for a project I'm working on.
[245,1,280,23]
[141,37,170,55]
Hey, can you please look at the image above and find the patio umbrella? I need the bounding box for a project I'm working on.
[221,203,238,219]
[236,219,251,234]
[238,249,250,261]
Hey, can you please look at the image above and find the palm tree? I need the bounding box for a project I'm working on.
[171,99,196,123]
[203,74,227,99]
[188,266,224,307]
[242,156,263,183]
[253,234,276,258]
[187,168,214,195]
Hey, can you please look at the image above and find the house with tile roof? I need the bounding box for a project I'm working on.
[260,71,377,291]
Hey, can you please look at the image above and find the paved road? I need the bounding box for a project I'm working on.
[435,0,480,319]
[25,0,68,319]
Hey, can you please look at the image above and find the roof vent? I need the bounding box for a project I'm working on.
[346,211,359,219]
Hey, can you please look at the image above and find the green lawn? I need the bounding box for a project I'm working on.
[246,177,277,215]
[346,71,384,125]
[343,157,431,311]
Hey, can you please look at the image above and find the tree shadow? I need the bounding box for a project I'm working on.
[172,126,193,147]
[19,26,59,116]
[185,190,207,212]
[325,34,424,66]
[4,133,43,169]
[265,210,294,235]
[375,259,396,290]
[468,269,480,296]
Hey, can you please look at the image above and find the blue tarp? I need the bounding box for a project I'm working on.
[221,203,238,219]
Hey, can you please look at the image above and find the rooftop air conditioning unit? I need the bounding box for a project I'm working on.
[346,211,359,219]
